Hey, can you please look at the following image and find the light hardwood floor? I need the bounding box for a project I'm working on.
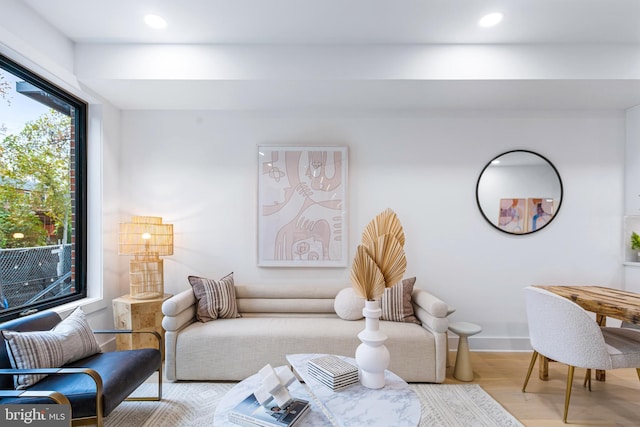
[447,352,640,426]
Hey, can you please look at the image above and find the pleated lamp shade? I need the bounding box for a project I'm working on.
[118,216,173,256]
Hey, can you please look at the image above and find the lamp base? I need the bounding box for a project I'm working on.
[130,290,163,300]
[129,258,164,300]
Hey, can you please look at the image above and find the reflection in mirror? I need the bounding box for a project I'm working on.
[476,150,563,235]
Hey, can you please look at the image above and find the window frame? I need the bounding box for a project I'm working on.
[0,54,87,322]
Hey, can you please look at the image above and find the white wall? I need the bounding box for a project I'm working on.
[624,106,640,293]
[0,3,632,354]
[120,109,625,350]
[0,8,123,337]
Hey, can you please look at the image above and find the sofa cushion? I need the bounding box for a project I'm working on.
[381,277,421,324]
[2,307,101,389]
[189,272,240,322]
[174,317,435,382]
[334,288,365,320]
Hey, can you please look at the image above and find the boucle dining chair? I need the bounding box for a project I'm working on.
[522,286,640,423]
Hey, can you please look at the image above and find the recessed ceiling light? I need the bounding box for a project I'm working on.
[144,14,167,29]
[478,12,503,28]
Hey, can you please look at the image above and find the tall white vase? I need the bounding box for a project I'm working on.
[355,299,390,389]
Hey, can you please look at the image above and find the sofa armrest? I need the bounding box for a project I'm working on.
[411,288,448,334]
[412,288,448,317]
[411,287,449,383]
[161,289,197,332]
[161,290,196,382]
[162,289,196,317]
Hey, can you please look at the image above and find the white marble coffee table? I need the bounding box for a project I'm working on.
[213,373,332,427]
[213,368,332,426]
[286,353,421,427]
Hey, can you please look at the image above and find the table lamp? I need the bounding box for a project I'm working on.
[118,216,173,299]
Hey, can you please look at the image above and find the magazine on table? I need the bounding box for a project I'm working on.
[228,393,310,427]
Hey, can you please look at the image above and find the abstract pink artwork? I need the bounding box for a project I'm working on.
[258,146,348,267]
[498,198,526,234]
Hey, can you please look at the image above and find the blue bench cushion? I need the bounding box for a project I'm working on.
[0,349,160,418]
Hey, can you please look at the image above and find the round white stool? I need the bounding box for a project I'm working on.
[449,321,482,382]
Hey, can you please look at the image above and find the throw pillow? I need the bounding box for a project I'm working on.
[334,288,365,320]
[188,272,241,322]
[381,277,421,324]
[2,307,101,389]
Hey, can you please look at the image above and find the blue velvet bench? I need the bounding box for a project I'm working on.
[0,310,162,427]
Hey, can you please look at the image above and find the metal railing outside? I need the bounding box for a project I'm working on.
[0,244,72,310]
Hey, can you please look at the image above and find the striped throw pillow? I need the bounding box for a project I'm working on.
[2,307,101,389]
[381,277,421,324]
[188,272,241,322]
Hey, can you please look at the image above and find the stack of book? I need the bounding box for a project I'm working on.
[228,393,310,427]
[307,355,359,391]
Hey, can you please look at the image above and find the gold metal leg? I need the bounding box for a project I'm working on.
[522,351,538,392]
[563,365,575,424]
[124,361,162,402]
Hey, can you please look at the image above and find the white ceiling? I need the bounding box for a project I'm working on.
[18,0,640,110]
[22,0,640,44]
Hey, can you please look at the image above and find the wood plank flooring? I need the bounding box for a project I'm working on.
[448,352,640,426]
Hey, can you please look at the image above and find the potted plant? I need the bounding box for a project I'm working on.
[631,232,640,262]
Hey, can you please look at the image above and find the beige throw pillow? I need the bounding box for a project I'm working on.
[188,272,241,322]
[381,277,421,324]
[2,307,101,389]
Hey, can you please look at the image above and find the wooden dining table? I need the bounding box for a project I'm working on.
[533,285,640,381]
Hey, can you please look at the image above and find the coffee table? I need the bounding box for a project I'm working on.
[287,353,421,427]
[213,367,332,426]
[214,354,420,427]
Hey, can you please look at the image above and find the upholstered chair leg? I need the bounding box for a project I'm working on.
[563,365,575,424]
[583,368,591,391]
[522,351,538,392]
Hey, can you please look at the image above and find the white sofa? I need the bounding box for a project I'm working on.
[161,283,449,383]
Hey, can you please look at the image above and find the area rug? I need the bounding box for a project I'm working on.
[105,382,522,427]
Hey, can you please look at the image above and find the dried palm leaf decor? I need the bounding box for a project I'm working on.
[350,208,407,300]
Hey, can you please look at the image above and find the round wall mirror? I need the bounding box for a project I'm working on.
[476,150,563,235]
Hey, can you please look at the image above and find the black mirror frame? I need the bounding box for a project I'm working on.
[475,149,564,235]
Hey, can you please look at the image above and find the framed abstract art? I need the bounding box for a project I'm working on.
[498,198,526,234]
[527,198,555,232]
[257,145,348,267]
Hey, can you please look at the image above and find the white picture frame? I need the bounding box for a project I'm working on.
[257,145,348,267]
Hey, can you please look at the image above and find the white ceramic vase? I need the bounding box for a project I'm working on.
[355,299,390,389]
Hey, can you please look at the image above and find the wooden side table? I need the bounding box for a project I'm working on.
[112,293,171,358]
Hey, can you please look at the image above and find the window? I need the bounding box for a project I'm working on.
[0,54,87,321]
